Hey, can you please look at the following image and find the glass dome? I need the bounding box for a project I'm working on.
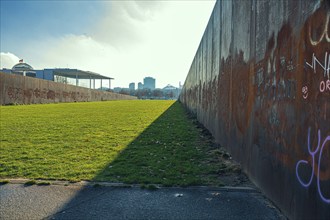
[12,63,34,71]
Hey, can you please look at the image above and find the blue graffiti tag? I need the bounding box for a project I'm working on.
[296,127,330,204]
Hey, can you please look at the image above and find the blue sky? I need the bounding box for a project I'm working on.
[1,1,104,52]
[1,0,215,88]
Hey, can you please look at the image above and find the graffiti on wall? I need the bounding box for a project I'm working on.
[303,9,330,99]
[296,127,330,204]
[255,57,297,101]
[302,86,309,99]
[7,87,85,102]
[252,25,300,103]
[305,52,330,79]
[1,73,137,105]
[7,87,23,101]
[308,13,330,46]
[304,52,330,97]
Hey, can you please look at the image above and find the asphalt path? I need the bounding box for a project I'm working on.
[0,183,286,220]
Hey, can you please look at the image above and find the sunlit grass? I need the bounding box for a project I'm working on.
[0,100,174,181]
[0,100,242,186]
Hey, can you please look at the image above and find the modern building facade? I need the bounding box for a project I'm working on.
[1,61,114,90]
[143,77,155,90]
[138,82,143,90]
[129,82,135,90]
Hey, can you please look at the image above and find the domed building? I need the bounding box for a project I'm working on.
[162,84,181,100]
[12,62,34,71]
[11,60,36,77]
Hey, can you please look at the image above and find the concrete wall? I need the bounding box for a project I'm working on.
[0,72,136,105]
[180,0,330,219]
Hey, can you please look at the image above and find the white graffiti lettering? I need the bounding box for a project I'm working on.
[309,13,330,45]
[305,52,330,79]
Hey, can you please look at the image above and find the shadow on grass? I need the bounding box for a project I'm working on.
[92,101,218,187]
[47,101,246,219]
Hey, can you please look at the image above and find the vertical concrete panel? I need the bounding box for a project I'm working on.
[220,0,232,59]
[209,2,221,136]
[207,16,214,129]
[180,0,330,219]
[232,0,252,62]
[196,44,203,119]
[214,0,232,148]
[255,1,269,63]
[228,1,254,169]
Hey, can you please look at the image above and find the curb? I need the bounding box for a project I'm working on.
[0,178,258,192]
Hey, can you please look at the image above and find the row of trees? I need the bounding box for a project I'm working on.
[117,88,179,100]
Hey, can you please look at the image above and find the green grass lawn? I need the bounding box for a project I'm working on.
[0,100,241,186]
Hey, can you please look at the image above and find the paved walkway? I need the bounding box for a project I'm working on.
[0,183,286,220]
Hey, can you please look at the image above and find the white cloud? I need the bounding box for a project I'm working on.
[0,52,20,69]
[38,34,114,69]
[92,1,164,48]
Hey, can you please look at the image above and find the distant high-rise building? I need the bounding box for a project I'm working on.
[179,81,183,89]
[143,77,155,90]
[129,82,135,90]
[138,82,143,90]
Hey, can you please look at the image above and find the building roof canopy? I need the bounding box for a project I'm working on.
[49,68,114,80]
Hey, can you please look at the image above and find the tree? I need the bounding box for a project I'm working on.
[54,75,68,84]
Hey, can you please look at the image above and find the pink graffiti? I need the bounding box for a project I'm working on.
[319,79,330,93]
[302,86,308,99]
[296,127,330,204]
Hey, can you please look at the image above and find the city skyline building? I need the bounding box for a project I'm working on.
[129,82,135,90]
[143,77,155,90]
[138,82,143,90]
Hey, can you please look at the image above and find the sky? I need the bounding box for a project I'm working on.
[0,0,215,89]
